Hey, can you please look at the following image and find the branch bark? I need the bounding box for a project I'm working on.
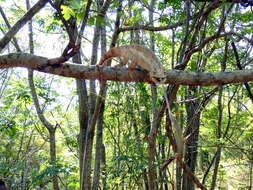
[231,41,253,103]
[2,53,253,86]
[0,7,21,52]
[0,0,49,52]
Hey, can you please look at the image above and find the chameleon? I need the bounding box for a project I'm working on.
[97,44,186,154]
[97,45,167,84]
[97,44,186,160]
[97,44,202,189]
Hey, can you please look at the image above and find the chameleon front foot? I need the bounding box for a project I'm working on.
[96,65,104,81]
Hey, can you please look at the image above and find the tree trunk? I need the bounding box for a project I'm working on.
[81,18,100,190]
[249,155,253,190]
[29,68,60,190]
[82,1,119,189]
[101,144,107,189]
[176,153,182,190]
[74,51,88,184]
[21,129,34,190]
[175,106,184,190]
[49,130,60,190]
[147,0,158,189]
[92,8,107,188]
[148,137,158,190]
[26,0,59,188]
[210,86,223,190]
[92,117,103,190]
[210,146,221,190]
[182,86,200,190]
[76,78,89,182]
[211,42,227,189]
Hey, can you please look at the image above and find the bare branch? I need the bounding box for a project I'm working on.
[194,0,251,3]
[231,41,253,102]
[119,21,185,32]
[0,0,50,52]
[175,32,253,69]
[118,1,221,33]
[0,7,21,52]
[76,0,92,45]
[28,70,54,130]
[1,53,253,86]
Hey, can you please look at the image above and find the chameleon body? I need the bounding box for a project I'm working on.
[97,45,167,84]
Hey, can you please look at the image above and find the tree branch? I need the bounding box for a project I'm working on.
[1,53,253,86]
[195,0,253,6]
[231,41,253,103]
[0,0,49,52]
[194,0,251,3]
[175,32,253,69]
[0,7,21,52]
[76,0,92,45]
[28,70,54,130]
[118,10,204,33]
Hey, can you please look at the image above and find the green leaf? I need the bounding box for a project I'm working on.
[69,0,82,10]
[61,5,75,20]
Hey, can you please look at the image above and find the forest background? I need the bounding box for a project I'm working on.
[0,0,252,189]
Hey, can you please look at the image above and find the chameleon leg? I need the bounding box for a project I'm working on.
[128,62,137,81]
[96,65,104,81]
[151,76,161,85]
[115,57,128,67]
[151,76,167,85]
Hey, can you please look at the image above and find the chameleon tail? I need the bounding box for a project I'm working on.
[98,47,118,65]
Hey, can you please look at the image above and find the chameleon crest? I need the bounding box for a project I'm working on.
[97,45,167,84]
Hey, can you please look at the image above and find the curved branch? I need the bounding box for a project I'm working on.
[175,32,253,69]
[28,70,54,130]
[1,53,253,86]
[119,21,185,32]
[118,1,222,33]
[76,0,92,45]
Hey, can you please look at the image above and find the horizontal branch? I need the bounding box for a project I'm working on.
[119,21,184,32]
[1,53,253,86]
